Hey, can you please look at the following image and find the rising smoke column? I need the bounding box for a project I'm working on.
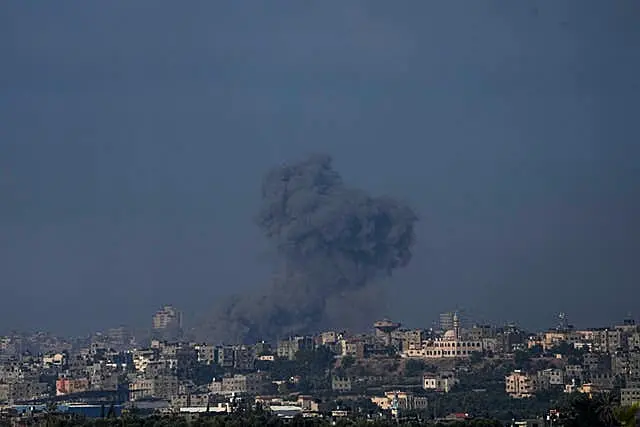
[205,154,417,343]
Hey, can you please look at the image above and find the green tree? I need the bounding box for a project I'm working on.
[513,350,531,369]
[404,359,426,377]
[341,355,355,369]
[594,391,621,427]
[615,403,640,427]
[469,351,483,365]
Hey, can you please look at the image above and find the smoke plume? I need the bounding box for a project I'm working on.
[203,154,417,343]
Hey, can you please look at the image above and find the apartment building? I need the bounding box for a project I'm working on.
[506,370,537,398]
[564,365,585,382]
[56,377,89,395]
[210,373,268,396]
[232,345,255,371]
[194,344,216,365]
[621,388,640,407]
[277,336,314,360]
[612,351,640,379]
[152,306,182,330]
[4,379,49,402]
[331,376,352,393]
[423,371,458,393]
[339,338,366,359]
[543,331,581,350]
[537,369,564,387]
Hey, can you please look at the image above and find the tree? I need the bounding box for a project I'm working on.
[341,355,355,369]
[513,350,531,369]
[615,403,640,427]
[469,351,483,365]
[295,347,335,377]
[594,391,621,427]
[404,359,426,377]
[559,392,607,427]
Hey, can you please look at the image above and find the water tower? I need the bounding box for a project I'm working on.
[374,319,401,346]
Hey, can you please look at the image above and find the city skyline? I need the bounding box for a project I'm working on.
[2,2,639,336]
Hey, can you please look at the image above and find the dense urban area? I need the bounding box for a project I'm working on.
[1,307,639,426]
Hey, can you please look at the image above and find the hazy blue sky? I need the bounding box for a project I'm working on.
[1,1,639,335]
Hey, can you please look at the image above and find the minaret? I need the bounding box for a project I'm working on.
[453,311,460,340]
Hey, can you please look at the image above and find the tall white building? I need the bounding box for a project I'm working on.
[152,305,182,330]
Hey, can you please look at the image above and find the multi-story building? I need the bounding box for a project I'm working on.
[583,352,611,373]
[232,345,255,371]
[537,369,564,387]
[171,393,210,408]
[439,312,455,332]
[216,346,235,368]
[371,391,428,411]
[129,377,155,401]
[590,329,624,353]
[613,351,640,379]
[331,376,352,393]
[277,336,314,360]
[152,306,182,330]
[0,383,8,403]
[543,331,581,351]
[210,373,268,396]
[254,342,272,357]
[423,371,458,393]
[564,365,585,382]
[194,344,216,365]
[56,377,89,396]
[621,388,640,407]
[629,333,640,352]
[588,372,615,390]
[42,353,65,368]
[132,348,158,373]
[5,379,49,402]
[339,338,366,359]
[153,375,179,400]
[467,324,496,341]
[319,331,338,346]
[506,370,536,398]
[409,314,483,359]
[498,324,526,354]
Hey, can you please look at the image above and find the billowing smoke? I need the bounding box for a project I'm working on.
[203,154,417,343]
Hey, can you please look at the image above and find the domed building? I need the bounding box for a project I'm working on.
[404,312,484,359]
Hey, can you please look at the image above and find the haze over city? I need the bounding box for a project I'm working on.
[1,1,639,336]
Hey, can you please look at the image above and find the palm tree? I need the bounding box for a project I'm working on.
[615,403,640,427]
[594,392,621,427]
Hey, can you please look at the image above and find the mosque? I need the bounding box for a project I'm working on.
[404,312,484,359]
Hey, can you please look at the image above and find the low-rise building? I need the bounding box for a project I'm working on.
[371,391,428,411]
[6,379,49,402]
[171,393,210,408]
[42,353,65,368]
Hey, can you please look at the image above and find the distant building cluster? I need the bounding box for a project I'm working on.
[1,307,640,424]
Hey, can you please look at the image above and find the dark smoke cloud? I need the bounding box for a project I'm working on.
[201,154,417,343]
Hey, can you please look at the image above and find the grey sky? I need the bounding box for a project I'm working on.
[1,1,639,335]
